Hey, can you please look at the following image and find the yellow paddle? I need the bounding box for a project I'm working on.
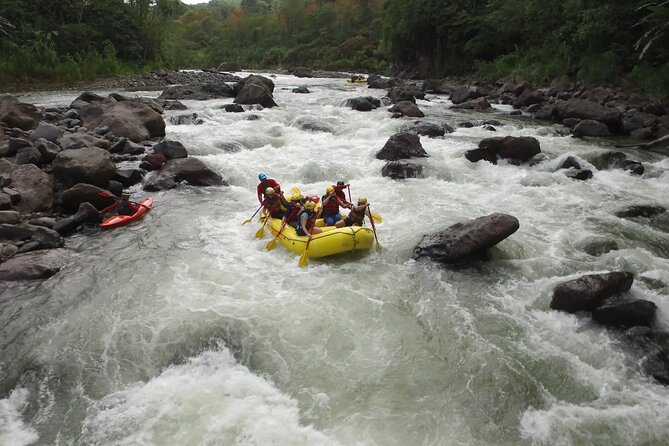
[370,212,382,223]
[266,218,289,250]
[242,204,263,225]
[255,210,270,238]
[299,235,313,267]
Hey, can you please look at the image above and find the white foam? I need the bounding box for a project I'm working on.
[0,389,39,446]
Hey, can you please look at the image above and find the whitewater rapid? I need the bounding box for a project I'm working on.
[1,74,669,446]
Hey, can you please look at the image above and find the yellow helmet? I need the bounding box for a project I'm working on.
[326,186,335,194]
[265,187,275,196]
[304,201,316,210]
[358,197,367,204]
[291,193,302,201]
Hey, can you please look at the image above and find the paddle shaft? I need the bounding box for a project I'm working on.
[368,205,381,249]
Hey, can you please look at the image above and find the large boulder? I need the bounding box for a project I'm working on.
[422,79,458,94]
[0,248,74,281]
[235,74,275,94]
[450,85,482,104]
[59,133,111,151]
[623,327,669,385]
[0,96,42,130]
[400,121,447,138]
[53,202,102,235]
[451,97,491,110]
[144,158,225,191]
[466,136,541,164]
[0,159,54,212]
[293,67,313,78]
[52,147,117,188]
[376,133,428,161]
[550,272,634,313]
[592,300,657,328]
[589,151,644,175]
[413,213,520,264]
[234,77,277,108]
[158,83,235,101]
[572,120,611,137]
[79,101,165,142]
[381,161,423,179]
[555,99,621,131]
[152,140,188,159]
[346,97,380,111]
[59,183,116,213]
[388,101,425,117]
[30,123,64,143]
[388,86,425,104]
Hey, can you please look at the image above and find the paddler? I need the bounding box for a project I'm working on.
[283,192,304,227]
[296,200,322,236]
[262,187,288,219]
[256,172,281,204]
[333,180,351,205]
[336,197,370,227]
[116,192,139,216]
[321,185,351,226]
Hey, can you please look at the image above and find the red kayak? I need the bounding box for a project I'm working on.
[100,197,154,229]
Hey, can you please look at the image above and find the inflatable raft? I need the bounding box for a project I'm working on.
[346,78,367,84]
[265,217,375,258]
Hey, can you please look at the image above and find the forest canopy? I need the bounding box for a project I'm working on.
[1,0,668,95]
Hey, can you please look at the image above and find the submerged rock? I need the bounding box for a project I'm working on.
[0,248,74,281]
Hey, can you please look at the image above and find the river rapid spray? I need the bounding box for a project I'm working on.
[1,74,669,445]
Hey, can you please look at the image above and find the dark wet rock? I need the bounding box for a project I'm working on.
[413,213,520,264]
[623,205,666,218]
[15,147,42,166]
[143,158,225,191]
[572,119,611,137]
[0,193,11,210]
[59,183,115,213]
[113,169,144,188]
[0,160,54,212]
[0,96,42,130]
[162,100,188,111]
[555,99,621,131]
[53,202,102,235]
[512,89,546,109]
[590,151,644,175]
[563,118,581,128]
[622,109,658,133]
[388,101,425,117]
[292,86,310,94]
[0,248,74,281]
[17,241,40,253]
[52,147,116,188]
[58,132,111,151]
[29,217,56,228]
[79,101,165,143]
[140,153,167,171]
[31,226,62,249]
[466,136,541,165]
[70,91,105,109]
[367,75,394,89]
[451,97,491,110]
[565,169,593,181]
[450,85,482,105]
[400,122,445,138]
[8,137,32,155]
[94,125,111,135]
[630,128,656,139]
[223,104,244,113]
[376,133,428,161]
[550,272,634,313]
[638,277,667,291]
[30,123,63,143]
[346,97,379,112]
[388,86,424,104]
[482,125,496,131]
[422,78,458,94]
[593,300,657,328]
[458,122,474,128]
[293,67,313,78]
[106,180,123,197]
[583,239,619,256]
[622,327,669,385]
[0,223,36,241]
[109,137,145,155]
[34,138,61,164]
[381,161,423,179]
[152,140,188,160]
[0,211,21,224]
[158,83,235,101]
[292,117,334,133]
[234,76,277,108]
[0,242,18,260]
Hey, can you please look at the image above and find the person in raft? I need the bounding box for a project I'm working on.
[116,192,139,216]
[332,180,351,205]
[336,197,370,227]
[296,200,322,236]
[257,172,281,204]
[262,187,289,219]
[321,185,351,226]
[283,192,304,227]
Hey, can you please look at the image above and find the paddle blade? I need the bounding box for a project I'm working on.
[255,226,265,238]
[299,251,308,267]
[266,238,277,251]
[371,213,382,223]
[242,219,252,225]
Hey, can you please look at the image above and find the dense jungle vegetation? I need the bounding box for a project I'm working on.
[1,0,668,95]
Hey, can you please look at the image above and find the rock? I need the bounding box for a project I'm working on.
[0,242,18,260]
[565,169,593,181]
[413,213,520,264]
[346,97,379,112]
[388,86,424,104]
[140,153,167,171]
[422,78,457,94]
[162,101,188,111]
[367,75,394,89]
[292,86,310,94]
[400,122,445,138]
[0,210,21,224]
[217,62,241,72]
[15,146,42,166]
[451,97,491,110]
[0,96,42,130]
[622,109,658,133]
[0,159,54,212]
[388,101,425,117]
[583,239,618,256]
[113,169,144,187]
[0,248,74,281]
[79,101,165,143]
[0,223,37,241]
[94,125,111,135]
[152,140,188,159]
[223,104,244,113]
[555,99,621,131]
[622,327,669,384]
[293,67,313,78]
[458,122,474,128]
[234,76,277,108]
[572,119,611,137]
[29,217,56,228]
[2,187,20,205]
[8,137,32,154]
[292,117,334,133]
[106,180,123,197]
[550,272,634,313]
[0,193,11,210]
[450,85,481,104]
[158,83,236,101]
[69,91,105,109]
[144,158,225,191]
[59,183,116,213]
[614,205,666,219]
[58,133,111,151]
[30,123,63,142]
[467,136,541,164]
[34,138,61,163]
[53,202,102,235]
[18,241,40,253]
[512,89,546,108]
[381,161,423,179]
[31,226,62,249]
[630,128,655,139]
[52,147,117,188]
[593,300,657,328]
[376,133,428,161]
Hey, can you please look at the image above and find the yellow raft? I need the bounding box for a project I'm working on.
[346,78,367,84]
[265,217,375,258]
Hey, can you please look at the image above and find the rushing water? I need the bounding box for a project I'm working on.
[1,74,669,446]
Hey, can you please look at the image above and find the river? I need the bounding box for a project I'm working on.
[1,74,669,445]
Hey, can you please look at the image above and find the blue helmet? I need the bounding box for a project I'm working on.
[258,172,267,181]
